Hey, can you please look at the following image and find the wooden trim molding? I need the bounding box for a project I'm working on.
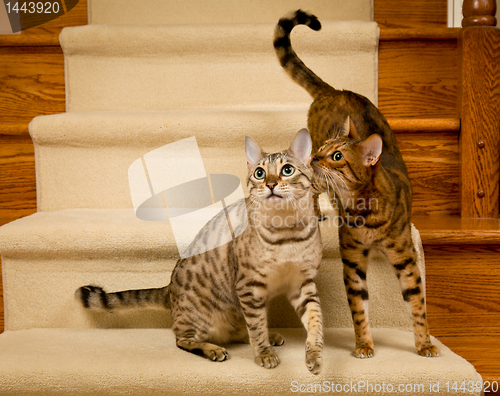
[379,28,460,41]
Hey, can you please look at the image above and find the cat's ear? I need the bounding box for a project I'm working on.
[290,128,312,165]
[245,136,263,169]
[358,134,382,166]
[340,116,361,140]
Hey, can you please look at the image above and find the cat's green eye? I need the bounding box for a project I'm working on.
[254,168,266,180]
[332,151,343,161]
[281,165,295,177]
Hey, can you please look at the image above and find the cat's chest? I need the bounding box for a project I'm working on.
[266,261,304,296]
[256,234,320,267]
[251,240,320,294]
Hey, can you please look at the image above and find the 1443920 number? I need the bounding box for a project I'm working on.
[5,2,60,14]
[445,381,499,393]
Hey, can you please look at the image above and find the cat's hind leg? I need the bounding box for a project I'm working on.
[269,332,285,346]
[171,307,232,362]
[176,338,228,362]
[382,234,439,357]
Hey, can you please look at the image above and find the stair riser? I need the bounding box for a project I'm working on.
[30,113,460,216]
[2,257,173,330]
[61,22,378,112]
[31,111,308,211]
[88,0,373,25]
[2,255,413,332]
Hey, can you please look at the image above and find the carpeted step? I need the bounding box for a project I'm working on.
[60,21,379,112]
[88,0,374,25]
[0,208,425,333]
[0,328,481,396]
[0,209,174,331]
[29,110,310,212]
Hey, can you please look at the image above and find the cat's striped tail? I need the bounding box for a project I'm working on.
[76,285,170,311]
[274,9,332,99]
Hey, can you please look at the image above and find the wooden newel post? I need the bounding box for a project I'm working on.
[459,0,500,218]
[462,0,497,27]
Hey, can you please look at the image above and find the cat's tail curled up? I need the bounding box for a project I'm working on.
[76,285,171,311]
[274,9,332,99]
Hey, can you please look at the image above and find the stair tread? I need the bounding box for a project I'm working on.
[4,213,498,248]
[413,216,500,245]
[1,116,462,136]
[0,27,460,48]
[0,328,480,394]
[0,209,179,258]
[59,21,377,56]
[0,207,346,259]
[436,335,500,383]
[28,109,308,146]
[379,28,460,41]
[4,212,498,250]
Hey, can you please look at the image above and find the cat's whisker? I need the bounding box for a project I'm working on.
[325,168,350,193]
[285,192,310,219]
[324,172,341,196]
[245,195,261,211]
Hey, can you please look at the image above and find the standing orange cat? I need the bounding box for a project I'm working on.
[274,9,438,358]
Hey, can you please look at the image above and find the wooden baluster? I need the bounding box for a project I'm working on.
[459,0,500,218]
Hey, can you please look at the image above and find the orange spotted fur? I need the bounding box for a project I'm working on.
[274,9,438,358]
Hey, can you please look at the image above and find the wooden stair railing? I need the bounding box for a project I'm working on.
[459,0,500,219]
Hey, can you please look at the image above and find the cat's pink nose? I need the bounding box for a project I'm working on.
[267,181,277,190]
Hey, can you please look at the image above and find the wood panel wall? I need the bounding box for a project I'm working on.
[378,36,458,118]
[426,244,500,338]
[0,1,85,226]
[375,0,448,28]
[0,47,65,124]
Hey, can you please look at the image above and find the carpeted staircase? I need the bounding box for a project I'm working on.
[0,1,482,394]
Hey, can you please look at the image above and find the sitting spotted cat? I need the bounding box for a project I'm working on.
[77,129,324,374]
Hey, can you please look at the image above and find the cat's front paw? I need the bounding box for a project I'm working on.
[418,345,439,357]
[305,348,322,375]
[354,346,374,359]
[255,351,280,369]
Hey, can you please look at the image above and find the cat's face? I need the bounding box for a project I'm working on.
[311,117,382,198]
[245,129,313,213]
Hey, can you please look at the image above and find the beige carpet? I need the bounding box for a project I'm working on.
[61,21,379,112]
[0,0,482,394]
[0,328,481,396]
[88,0,374,25]
[0,207,424,331]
